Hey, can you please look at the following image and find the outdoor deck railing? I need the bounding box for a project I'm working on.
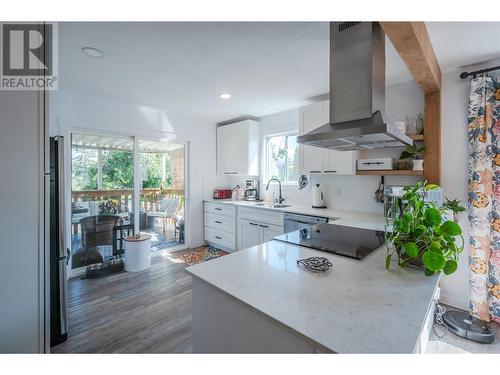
[72,188,185,212]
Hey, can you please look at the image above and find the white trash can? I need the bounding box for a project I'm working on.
[124,234,152,272]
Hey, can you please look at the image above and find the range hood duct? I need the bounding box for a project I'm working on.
[297,22,413,151]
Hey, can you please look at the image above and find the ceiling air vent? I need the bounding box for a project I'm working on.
[338,22,361,32]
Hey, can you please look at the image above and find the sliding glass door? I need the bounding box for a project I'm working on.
[70,134,135,270]
[69,132,187,272]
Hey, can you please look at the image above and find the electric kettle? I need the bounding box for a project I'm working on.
[312,184,327,208]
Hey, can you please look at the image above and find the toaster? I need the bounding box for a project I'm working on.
[213,189,232,199]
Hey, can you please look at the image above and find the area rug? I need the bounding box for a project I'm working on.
[175,246,229,265]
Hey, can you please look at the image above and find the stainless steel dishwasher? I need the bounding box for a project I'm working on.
[283,212,329,233]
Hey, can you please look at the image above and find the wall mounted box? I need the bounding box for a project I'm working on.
[357,158,394,171]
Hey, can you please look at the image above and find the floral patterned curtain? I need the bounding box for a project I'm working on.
[468,75,500,323]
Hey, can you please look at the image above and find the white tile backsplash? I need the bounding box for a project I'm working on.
[204,173,421,214]
[261,174,421,214]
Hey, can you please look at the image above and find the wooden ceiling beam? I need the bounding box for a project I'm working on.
[380,22,441,94]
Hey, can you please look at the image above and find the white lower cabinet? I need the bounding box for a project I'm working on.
[204,202,236,252]
[238,219,262,249]
[238,219,283,250]
[261,225,283,243]
[204,202,285,252]
[204,227,236,251]
[237,207,284,250]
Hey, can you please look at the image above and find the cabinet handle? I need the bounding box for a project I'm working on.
[214,208,222,211]
[215,220,222,224]
[324,170,337,173]
[224,171,238,174]
[215,236,223,240]
[249,222,259,226]
[309,170,321,174]
[259,225,269,228]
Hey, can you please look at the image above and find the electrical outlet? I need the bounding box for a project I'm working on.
[334,187,343,195]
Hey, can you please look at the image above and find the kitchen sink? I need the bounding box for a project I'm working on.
[254,203,291,209]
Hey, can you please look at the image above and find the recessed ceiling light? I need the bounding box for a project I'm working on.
[271,109,280,113]
[81,47,105,58]
[220,93,231,100]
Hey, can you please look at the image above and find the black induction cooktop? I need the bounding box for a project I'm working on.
[274,223,384,260]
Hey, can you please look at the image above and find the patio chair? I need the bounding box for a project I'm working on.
[146,198,179,234]
[73,215,122,267]
[175,208,185,244]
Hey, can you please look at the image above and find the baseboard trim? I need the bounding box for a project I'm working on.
[439,293,469,311]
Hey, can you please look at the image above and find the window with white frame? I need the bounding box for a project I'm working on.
[265,132,299,184]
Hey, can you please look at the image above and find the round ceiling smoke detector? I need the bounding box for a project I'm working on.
[81,47,105,58]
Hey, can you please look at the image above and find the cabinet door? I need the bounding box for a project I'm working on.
[323,149,355,175]
[299,102,327,174]
[229,122,249,174]
[238,219,262,250]
[260,224,283,243]
[217,125,232,174]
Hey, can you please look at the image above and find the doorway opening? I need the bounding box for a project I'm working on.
[69,133,187,273]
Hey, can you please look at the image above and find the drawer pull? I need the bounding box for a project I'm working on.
[214,220,222,224]
[249,222,259,226]
[215,236,223,240]
[309,170,321,174]
[324,170,337,173]
[259,225,269,228]
[214,208,222,211]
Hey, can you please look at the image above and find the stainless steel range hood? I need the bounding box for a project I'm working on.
[298,22,413,151]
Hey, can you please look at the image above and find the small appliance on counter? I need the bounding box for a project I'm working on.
[213,188,232,199]
[244,179,259,201]
[311,183,327,208]
[357,158,394,171]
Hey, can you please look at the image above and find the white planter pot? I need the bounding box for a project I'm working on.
[412,159,424,171]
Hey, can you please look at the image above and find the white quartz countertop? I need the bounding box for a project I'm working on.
[204,199,385,231]
[186,238,439,353]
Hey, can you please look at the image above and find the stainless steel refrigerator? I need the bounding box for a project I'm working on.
[49,136,68,346]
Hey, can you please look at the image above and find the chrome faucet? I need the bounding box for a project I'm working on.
[266,178,284,204]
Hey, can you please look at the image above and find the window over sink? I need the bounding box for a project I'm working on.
[265,132,299,184]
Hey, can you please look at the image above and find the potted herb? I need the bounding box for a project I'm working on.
[396,144,425,171]
[442,197,467,221]
[385,181,465,276]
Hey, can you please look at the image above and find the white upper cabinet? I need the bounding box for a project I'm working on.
[299,101,356,175]
[299,102,325,174]
[217,119,260,175]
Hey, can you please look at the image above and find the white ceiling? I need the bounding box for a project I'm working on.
[59,22,500,124]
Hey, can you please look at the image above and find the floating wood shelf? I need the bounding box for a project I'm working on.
[356,170,424,176]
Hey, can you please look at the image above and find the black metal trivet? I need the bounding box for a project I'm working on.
[296,257,332,272]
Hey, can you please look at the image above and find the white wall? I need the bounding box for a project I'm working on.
[437,70,472,310]
[50,88,217,250]
[0,90,44,353]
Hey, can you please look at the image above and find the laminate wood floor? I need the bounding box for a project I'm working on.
[52,252,192,353]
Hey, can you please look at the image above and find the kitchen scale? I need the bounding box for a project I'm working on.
[442,310,495,344]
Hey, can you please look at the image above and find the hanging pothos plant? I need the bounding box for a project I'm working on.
[385,181,465,276]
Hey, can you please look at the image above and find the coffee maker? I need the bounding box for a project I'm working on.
[244,179,259,201]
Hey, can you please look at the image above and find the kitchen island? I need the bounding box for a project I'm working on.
[186,231,440,353]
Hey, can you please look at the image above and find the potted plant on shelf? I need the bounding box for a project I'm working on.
[395,144,425,171]
[385,181,465,276]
